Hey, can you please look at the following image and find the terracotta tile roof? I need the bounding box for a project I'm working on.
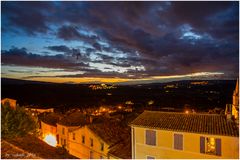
[130,111,239,137]
[108,136,131,159]
[88,119,130,146]
[58,111,89,126]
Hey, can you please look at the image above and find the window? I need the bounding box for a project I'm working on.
[57,135,59,144]
[90,151,93,159]
[206,137,216,154]
[82,135,85,144]
[200,136,221,156]
[100,142,104,151]
[147,156,155,159]
[61,138,63,145]
[73,133,75,140]
[62,128,65,135]
[64,139,66,146]
[174,134,183,150]
[145,130,156,146]
[90,138,93,147]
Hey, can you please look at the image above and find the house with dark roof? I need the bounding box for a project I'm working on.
[56,111,90,150]
[40,112,63,147]
[68,119,131,159]
[130,111,239,159]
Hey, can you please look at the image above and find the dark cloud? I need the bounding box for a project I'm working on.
[56,25,99,44]
[2,1,54,34]
[1,47,89,69]
[57,71,131,79]
[45,45,91,61]
[46,45,71,53]
[92,42,102,51]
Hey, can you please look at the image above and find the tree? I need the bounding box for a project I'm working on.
[1,104,39,138]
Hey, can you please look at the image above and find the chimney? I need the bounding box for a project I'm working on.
[225,104,232,121]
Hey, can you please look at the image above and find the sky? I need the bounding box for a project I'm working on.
[1,1,239,84]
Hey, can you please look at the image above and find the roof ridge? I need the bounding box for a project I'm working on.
[143,110,222,116]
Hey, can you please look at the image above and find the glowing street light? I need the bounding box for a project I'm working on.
[44,134,57,147]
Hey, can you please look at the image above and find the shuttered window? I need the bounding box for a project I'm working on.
[200,136,205,153]
[215,138,221,156]
[174,134,183,150]
[146,130,156,146]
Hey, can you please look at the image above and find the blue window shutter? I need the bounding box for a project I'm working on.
[146,130,156,146]
[179,134,183,150]
[174,134,183,150]
[200,136,205,153]
[152,131,156,145]
[174,134,177,149]
[216,138,221,156]
[146,130,150,144]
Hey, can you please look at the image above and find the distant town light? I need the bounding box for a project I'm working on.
[44,134,57,147]
[185,110,189,114]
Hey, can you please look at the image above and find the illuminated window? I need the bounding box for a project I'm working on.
[90,138,93,147]
[174,134,183,150]
[200,136,221,156]
[62,128,65,135]
[206,137,216,154]
[100,142,104,151]
[73,133,75,140]
[146,130,156,146]
[82,135,85,144]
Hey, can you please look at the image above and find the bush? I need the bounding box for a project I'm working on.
[1,104,39,138]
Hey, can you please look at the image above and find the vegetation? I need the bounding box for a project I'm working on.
[1,104,39,138]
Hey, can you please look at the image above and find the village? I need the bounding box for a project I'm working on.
[1,80,239,159]
[2,97,135,159]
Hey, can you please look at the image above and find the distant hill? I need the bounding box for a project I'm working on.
[1,78,236,112]
[1,78,54,85]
